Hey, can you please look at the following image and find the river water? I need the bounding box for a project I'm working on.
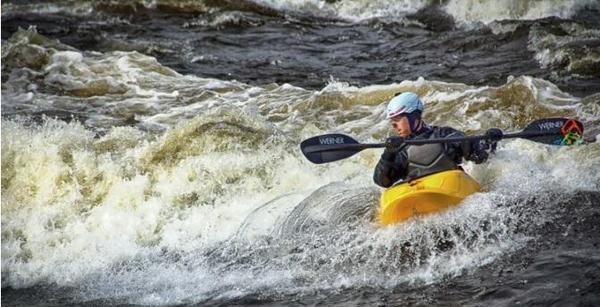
[2,0,600,306]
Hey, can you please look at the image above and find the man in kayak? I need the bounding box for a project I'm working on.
[374,92,502,188]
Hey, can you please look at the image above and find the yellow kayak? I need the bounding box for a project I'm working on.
[379,170,480,225]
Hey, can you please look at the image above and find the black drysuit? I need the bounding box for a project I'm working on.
[373,125,489,188]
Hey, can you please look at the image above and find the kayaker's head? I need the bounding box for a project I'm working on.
[385,92,424,138]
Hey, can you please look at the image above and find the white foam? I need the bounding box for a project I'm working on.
[252,0,596,23]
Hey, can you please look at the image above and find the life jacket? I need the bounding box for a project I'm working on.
[405,142,460,180]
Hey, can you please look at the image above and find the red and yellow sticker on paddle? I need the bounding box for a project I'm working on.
[560,118,584,145]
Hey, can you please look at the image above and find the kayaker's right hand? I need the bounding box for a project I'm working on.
[385,136,405,151]
[382,137,405,161]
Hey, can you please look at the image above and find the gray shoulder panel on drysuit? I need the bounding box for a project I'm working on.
[405,142,460,180]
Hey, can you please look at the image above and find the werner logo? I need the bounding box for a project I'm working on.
[319,136,345,145]
[538,121,563,130]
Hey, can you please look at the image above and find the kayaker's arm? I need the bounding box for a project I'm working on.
[437,127,489,164]
[373,149,408,188]
[461,129,503,163]
[464,140,489,164]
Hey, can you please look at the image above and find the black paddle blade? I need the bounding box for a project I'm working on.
[300,134,362,164]
[523,118,584,145]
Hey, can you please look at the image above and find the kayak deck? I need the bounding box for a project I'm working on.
[379,170,480,225]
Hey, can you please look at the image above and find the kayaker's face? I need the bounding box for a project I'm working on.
[391,115,412,137]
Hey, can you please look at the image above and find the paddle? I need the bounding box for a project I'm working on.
[300,118,585,164]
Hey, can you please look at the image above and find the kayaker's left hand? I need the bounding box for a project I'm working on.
[485,128,503,142]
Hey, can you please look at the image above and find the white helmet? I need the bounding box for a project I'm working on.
[385,92,424,119]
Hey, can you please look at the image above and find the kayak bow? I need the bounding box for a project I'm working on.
[379,170,480,224]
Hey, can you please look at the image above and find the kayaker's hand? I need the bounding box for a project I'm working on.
[382,137,405,161]
[485,128,503,142]
[385,136,405,151]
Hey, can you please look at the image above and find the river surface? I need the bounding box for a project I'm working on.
[2,0,600,306]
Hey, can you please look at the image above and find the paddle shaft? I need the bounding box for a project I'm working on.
[302,130,560,154]
[300,118,585,164]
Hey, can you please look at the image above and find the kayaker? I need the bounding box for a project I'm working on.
[374,92,502,188]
